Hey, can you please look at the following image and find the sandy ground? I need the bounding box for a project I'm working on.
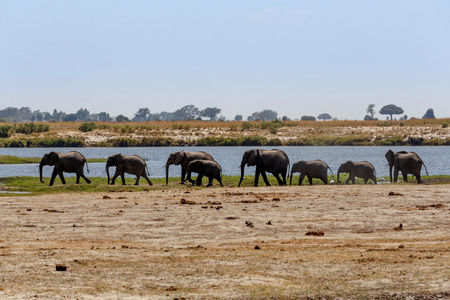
[1,184,449,299]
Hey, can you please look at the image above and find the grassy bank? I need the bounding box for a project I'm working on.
[0,155,106,164]
[1,119,449,147]
[1,175,449,196]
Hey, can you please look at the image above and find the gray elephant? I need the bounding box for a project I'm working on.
[337,161,377,184]
[164,151,214,184]
[186,159,223,187]
[39,151,91,186]
[290,159,333,185]
[385,150,429,183]
[238,149,289,187]
[106,154,153,186]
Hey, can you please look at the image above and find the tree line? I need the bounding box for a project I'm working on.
[0,105,335,123]
[0,104,437,123]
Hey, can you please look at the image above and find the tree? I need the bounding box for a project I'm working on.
[422,108,436,119]
[247,116,254,121]
[317,113,332,121]
[174,105,200,120]
[301,115,316,121]
[200,107,221,121]
[133,108,150,122]
[366,104,376,118]
[251,109,278,121]
[379,104,404,121]
[116,114,130,122]
[98,112,112,121]
[63,113,78,122]
[234,115,243,121]
[364,115,378,121]
[282,115,289,121]
[77,108,90,121]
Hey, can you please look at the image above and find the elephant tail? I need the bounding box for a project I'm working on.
[422,161,429,176]
[145,162,150,176]
[327,165,335,180]
[85,160,90,174]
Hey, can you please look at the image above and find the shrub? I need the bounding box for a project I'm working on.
[240,122,253,131]
[443,122,448,128]
[121,125,134,134]
[78,122,96,132]
[0,124,12,138]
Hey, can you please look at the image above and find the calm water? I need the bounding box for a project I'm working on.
[1,146,449,179]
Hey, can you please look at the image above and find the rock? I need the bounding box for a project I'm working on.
[103,195,111,199]
[254,245,261,250]
[55,264,67,271]
[245,220,254,227]
[305,231,324,236]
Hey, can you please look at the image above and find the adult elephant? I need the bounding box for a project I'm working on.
[186,159,223,187]
[290,159,333,185]
[164,151,214,184]
[337,161,377,184]
[39,151,91,186]
[385,150,428,183]
[106,154,153,186]
[238,149,289,187]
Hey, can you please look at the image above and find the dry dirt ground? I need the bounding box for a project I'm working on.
[1,184,449,299]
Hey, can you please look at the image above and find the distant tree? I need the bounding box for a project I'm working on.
[379,104,404,121]
[200,107,221,121]
[133,108,150,122]
[247,116,255,121]
[364,115,378,121]
[43,112,52,121]
[63,113,78,122]
[35,111,43,122]
[317,113,332,121]
[252,109,278,121]
[301,115,316,121]
[422,108,436,119]
[234,114,243,121]
[366,104,376,118]
[174,105,200,120]
[116,114,130,122]
[98,112,112,122]
[77,108,90,121]
[282,115,289,121]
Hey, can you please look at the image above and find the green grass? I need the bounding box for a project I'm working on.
[1,175,449,197]
[0,155,106,164]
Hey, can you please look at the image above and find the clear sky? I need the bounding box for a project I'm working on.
[1,0,449,120]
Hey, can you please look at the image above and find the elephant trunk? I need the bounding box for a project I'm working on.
[337,167,342,183]
[165,165,170,185]
[389,165,393,183]
[106,167,110,184]
[238,164,245,187]
[39,161,44,183]
[289,173,293,186]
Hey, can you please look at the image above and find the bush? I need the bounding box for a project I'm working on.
[78,122,96,132]
[240,122,253,131]
[0,124,12,138]
[443,122,448,128]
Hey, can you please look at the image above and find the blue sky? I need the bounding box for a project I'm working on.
[1,0,449,120]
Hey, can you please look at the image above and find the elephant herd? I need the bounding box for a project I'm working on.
[38,149,429,187]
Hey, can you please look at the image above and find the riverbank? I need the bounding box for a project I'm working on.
[1,119,449,147]
[0,184,449,299]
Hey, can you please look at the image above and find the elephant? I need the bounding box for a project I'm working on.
[238,149,290,187]
[106,154,153,186]
[337,161,377,184]
[289,159,333,185]
[164,151,214,184]
[39,151,91,186]
[186,159,223,187]
[385,149,429,183]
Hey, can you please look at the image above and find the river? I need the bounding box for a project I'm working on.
[0,146,448,179]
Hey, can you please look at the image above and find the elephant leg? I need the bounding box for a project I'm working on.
[58,171,66,185]
[321,175,328,185]
[80,174,91,184]
[121,173,126,185]
[206,176,213,187]
[394,168,399,183]
[181,169,186,184]
[49,168,58,186]
[372,177,377,184]
[260,170,271,186]
[307,175,313,185]
[273,173,284,186]
[216,176,224,187]
[196,175,203,186]
[363,178,368,184]
[76,174,80,184]
[142,173,153,186]
[298,173,305,185]
[402,172,408,182]
[416,174,423,184]
[254,168,261,187]
[134,176,140,185]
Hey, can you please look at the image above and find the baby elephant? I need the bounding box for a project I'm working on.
[186,159,223,187]
[337,161,377,184]
[290,159,333,185]
[106,154,153,186]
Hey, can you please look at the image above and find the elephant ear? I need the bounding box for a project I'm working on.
[385,150,394,165]
[174,151,185,165]
[116,154,125,163]
[48,152,59,165]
